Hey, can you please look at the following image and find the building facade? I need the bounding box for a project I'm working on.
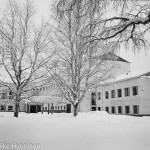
[2,55,150,116]
[80,72,150,115]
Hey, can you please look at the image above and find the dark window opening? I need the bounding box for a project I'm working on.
[111,90,115,98]
[91,92,96,105]
[125,106,130,114]
[98,107,101,111]
[132,86,138,96]
[125,88,130,97]
[8,106,13,111]
[118,89,122,97]
[1,105,6,110]
[118,106,122,114]
[105,91,109,99]
[105,107,109,113]
[92,107,96,111]
[133,105,139,114]
[111,106,115,114]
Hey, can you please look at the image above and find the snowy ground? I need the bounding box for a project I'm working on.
[0,112,150,150]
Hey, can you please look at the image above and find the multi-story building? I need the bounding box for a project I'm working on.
[2,54,150,115]
[79,71,150,115]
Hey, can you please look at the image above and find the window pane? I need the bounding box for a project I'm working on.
[132,86,138,96]
[105,91,109,99]
[118,89,122,97]
[125,88,130,97]
[111,90,115,98]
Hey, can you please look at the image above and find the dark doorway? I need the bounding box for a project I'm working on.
[66,104,71,113]
[30,105,36,113]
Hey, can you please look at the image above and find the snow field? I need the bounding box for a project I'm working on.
[0,112,150,150]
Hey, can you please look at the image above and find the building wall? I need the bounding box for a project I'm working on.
[138,77,150,114]
[80,76,150,115]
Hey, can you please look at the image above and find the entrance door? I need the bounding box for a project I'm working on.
[30,105,36,113]
[66,104,71,113]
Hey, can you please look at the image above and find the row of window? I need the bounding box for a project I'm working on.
[39,84,58,91]
[44,105,66,111]
[49,94,62,98]
[0,105,13,111]
[105,86,138,99]
[92,105,139,114]
[92,86,138,101]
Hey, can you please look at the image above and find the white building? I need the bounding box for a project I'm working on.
[1,53,150,116]
[79,71,150,115]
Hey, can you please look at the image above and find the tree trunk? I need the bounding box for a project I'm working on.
[51,103,53,114]
[14,103,19,118]
[73,104,78,116]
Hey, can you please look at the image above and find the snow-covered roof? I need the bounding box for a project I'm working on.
[101,52,130,63]
[101,70,150,85]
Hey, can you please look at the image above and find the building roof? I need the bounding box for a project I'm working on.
[101,70,150,86]
[101,52,130,63]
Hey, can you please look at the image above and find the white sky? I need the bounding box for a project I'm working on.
[0,0,150,75]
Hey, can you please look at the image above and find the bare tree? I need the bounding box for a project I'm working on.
[46,0,118,116]
[0,0,53,117]
[55,0,150,51]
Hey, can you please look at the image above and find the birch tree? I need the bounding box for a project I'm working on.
[47,0,117,116]
[0,0,53,117]
[56,0,150,51]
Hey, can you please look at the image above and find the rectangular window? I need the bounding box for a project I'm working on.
[133,105,139,114]
[132,86,138,96]
[8,106,13,111]
[45,107,47,111]
[92,107,96,111]
[105,107,109,113]
[111,90,115,98]
[1,105,6,110]
[118,106,123,114]
[98,107,101,111]
[111,106,115,114]
[125,106,130,114]
[64,106,66,110]
[91,92,96,105]
[118,89,122,97]
[125,88,130,97]
[98,92,101,100]
[105,91,109,99]
[58,106,60,110]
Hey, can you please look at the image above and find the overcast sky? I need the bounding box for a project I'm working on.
[0,0,150,75]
